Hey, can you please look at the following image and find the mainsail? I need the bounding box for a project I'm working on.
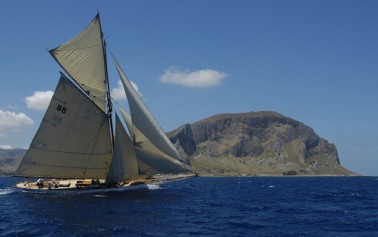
[112,55,190,174]
[49,14,107,111]
[15,75,112,179]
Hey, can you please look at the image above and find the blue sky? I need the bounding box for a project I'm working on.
[0,1,377,176]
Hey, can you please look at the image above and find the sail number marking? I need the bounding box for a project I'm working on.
[52,114,63,124]
[52,104,67,125]
[57,105,67,114]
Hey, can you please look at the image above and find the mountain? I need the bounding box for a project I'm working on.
[168,111,357,176]
[1,111,357,176]
[0,148,25,175]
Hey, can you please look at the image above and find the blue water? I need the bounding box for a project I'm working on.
[1,176,377,236]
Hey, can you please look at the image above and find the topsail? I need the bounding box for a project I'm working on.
[49,14,107,111]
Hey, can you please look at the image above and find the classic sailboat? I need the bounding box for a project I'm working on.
[14,13,194,192]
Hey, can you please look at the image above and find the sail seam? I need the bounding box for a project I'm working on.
[53,44,102,51]
[21,164,108,169]
[26,147,111,155]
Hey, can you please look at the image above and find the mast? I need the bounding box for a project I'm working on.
[98,12,115,147]
[105,42,115,147]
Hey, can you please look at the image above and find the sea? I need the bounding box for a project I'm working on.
[0,176,377,237]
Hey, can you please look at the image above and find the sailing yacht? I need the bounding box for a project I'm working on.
[14,13,194,192]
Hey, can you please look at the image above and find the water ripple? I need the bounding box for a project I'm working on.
[1,176,378,236]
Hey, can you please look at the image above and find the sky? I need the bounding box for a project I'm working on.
[0,1,377,176]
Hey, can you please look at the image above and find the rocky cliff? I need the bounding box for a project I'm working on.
[168,111,356,176]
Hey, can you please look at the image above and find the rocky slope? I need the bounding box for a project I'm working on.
[168,111,356,176]
[0,148,24,175]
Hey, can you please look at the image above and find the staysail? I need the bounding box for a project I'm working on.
[117,105,186,175]
[49,14,107,111]
[107,113,139,182]
[117,104,134,141]
[112,54,190,174]
[15,75,113,179]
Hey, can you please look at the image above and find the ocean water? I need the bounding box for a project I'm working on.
[0,176,377,237]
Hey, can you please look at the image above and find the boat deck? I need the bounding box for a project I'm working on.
[14,173,196,193]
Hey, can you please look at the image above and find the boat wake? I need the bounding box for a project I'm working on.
[0,188,15,195]
[94,194,107,198]
[147,184,161,190]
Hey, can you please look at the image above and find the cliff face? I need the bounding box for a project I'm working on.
[168,111,356,176]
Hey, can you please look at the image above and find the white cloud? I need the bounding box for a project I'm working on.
[160,68,228,88]
[111,80,126,100]
[25,90,54,111]
[0,144,13,149]
[0,109,34,133]
[111,80,142,101]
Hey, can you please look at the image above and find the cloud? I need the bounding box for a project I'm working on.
[0,144,13,149]
[25,90,54,111]
[111,80,126,100]
[160,68,228,88]
[111,80,142,101]
[0,109,34,133]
